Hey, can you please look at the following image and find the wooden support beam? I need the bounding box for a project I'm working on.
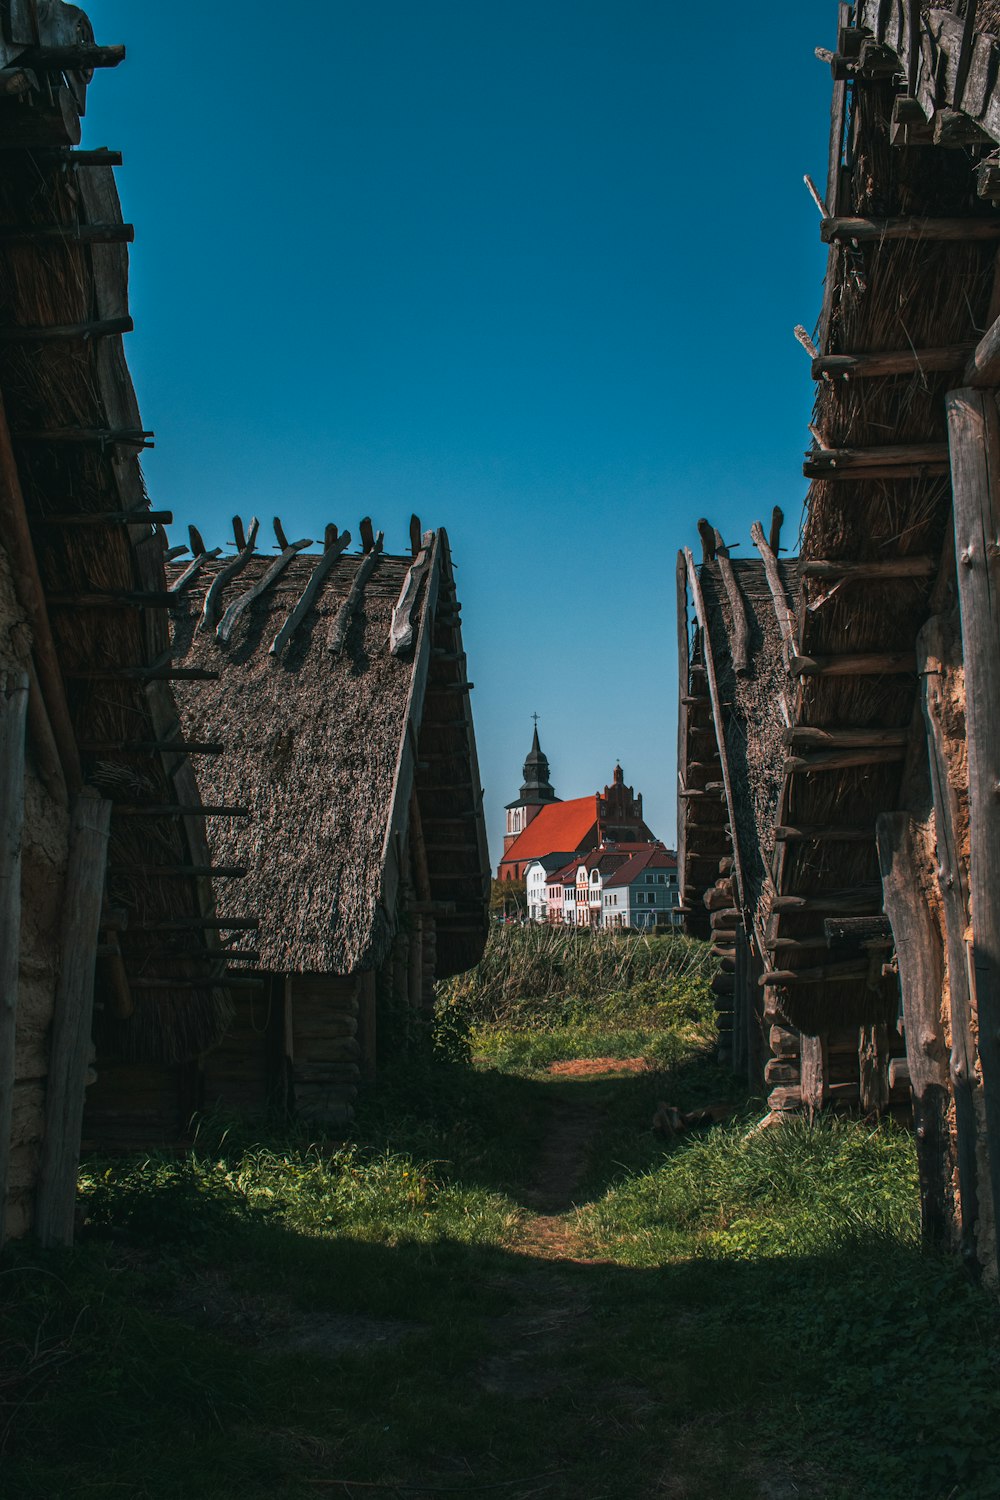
[821,216,1000,242]
[877,811,952,1250]
[12,427,153,447]
[963,310,1000,388]
[65,666,219,682]
[47,590,174,608]
[774,825,873,842]
[0,390,81,792]
[711,525,750,674]
[761,962,870,986]
[21,43,126,69]
[770,887,883,916]
[37,508,172,527]
[216,535,313,643]
[34,790,111,1247]
[790,651,916,677]
[784,746,906,773]
[919,615,980,1265]
[20,147,123,165]
[0,223,133,247]
[750,520,796,654]
[803,443,949,477]
[198,517,259,630]
[947,384,1000,1258]
[0,673,28,1246]
[784,725,910,748]
[799,556,935,580]
[170,546,222,593]
[0,316,132,344]
[271,525,351,657]
[812,344,973,380]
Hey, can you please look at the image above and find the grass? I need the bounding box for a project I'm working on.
[3,927,1000,1499]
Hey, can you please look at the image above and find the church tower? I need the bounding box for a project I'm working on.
[503,724,559,854]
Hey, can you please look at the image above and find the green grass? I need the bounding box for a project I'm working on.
[3,930,1000,1499]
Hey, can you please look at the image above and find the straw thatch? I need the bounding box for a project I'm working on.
[0,149,230,1065]
[166,526,489,983]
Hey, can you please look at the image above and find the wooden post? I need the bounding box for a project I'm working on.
[800,1033,828,1120]
[712,527,750,676]
[947,387,1000,1260]
[357,971,377,1082]
[34,790,111,1247]
[919,614,981,1264]
[0,672,28,1245]
[858,1023,891,1117]
[876,812,952,1249]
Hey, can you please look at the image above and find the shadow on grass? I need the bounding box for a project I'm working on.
[3,1210,998,1500]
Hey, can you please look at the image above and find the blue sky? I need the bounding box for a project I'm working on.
[84,1,832,861]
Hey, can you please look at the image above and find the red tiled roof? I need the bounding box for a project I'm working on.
[499,797,599,867]
[604,847,678,888]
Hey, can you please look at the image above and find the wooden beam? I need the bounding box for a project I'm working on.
[0,316,132,344]
[271,525,351,657]
[803,443,949,476]
[0,673,28,1246]
[198,516,259,630]
[0,223,133,247]
[113,865,246,878]
[919,614,980,1263]
[37,508,172,527]
[79,740,223,755]
[876,812,952,1249]
[170,546,222,594]
[0,390,81,792]
[761,962,870,986]
[822,216,1000,242]
[750,520,796,653]
[34,790,111,1247]
[947,385,1000,1262]
[799,557,935,580]
[65,666,219,682]
[13,427,153,447]
[774,825,872,842]
[20,147,123,165]
[963,310,1000,388]
[812,344,973,380]
[790,651,916,677]
[711,526,750,675]
[770,888,883,915]
[784,725,910,748]
[21,43,126,69]
[326,534,385,655]
[47,590,174,608]
[216,535,313,643]
[784,746,906,773]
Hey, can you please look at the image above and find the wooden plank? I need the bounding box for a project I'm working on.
[800,556,935,580]
[0,222,134,246]
[761,962,870,986]
[813,344,973,379]
[271,525,351,657]
[947,384,1000,1264]
[963,309,1000,388]
[216,535,313,643]
[804,442,949,473]
[0,316,132,343]
[774,825,873,843]
[790,651,916,677]
[784,725,910,748]
[20,43,126,69]
[0,673,28,1246]
[198,516,259,630]
[36,508,172,527]
[876,812,952,1249]
[170,546,222,594]
[390,532,435,656]
[770,887,884,916]
[784,746,906,773]
[34,791,112,1247]
[827,5,852,214]
[822,216,1000,242]
[919,614,980,1263]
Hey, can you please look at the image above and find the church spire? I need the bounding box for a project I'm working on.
[520,721,556,803]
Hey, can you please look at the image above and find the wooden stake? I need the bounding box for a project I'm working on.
[750,520,796,655]
[271,526,351,657]
[391,533,435,656]
[814,345,973,380]
[800,557,935,580]
[0,317,132,343]
[876,812,952,1249]
[0,223,134,246]
[822,216,1000,242]
[711,527,750,675]
[790,651,916,677]
[0,673,28,1245]
[329,534,385,654]
[198,517,259,630]
[216,535,313,644]
[35,790,111,1248]
[947,385,1000,1257]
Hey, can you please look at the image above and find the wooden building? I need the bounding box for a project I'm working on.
[678,0,1000,1283]
[0,9,230,1243]
[89,516,489,1133]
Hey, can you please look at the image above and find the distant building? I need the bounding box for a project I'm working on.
[603,847,680,929]
[525,853,575,922]
[499,752,656,881]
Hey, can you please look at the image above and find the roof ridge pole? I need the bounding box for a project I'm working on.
[198,516,259,631]
[0,672,28,1246]
[750,519,798,667]
[328,531,384,655]
[215,533,313,644]
[709,523,750,675]
[947,384,1000,1276]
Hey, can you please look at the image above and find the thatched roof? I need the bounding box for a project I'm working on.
[166,521,489,980]
[0,28,231,1065]
[765,55,1000,1033]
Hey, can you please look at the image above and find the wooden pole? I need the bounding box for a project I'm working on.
[0,672,28,1245]
[947,386,1000,1267]
[34,790,111,1247]
[918,614,980,1265]
[675,551,691,917]
[876,812,952,1249]
[712,527,750,675]
[0,391,81,793]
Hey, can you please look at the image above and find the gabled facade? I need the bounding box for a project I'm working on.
[603,847,679,929]
[498,764,656,881]
[525,853,574,922]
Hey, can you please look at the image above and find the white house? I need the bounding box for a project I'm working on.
[525,853,575,922]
